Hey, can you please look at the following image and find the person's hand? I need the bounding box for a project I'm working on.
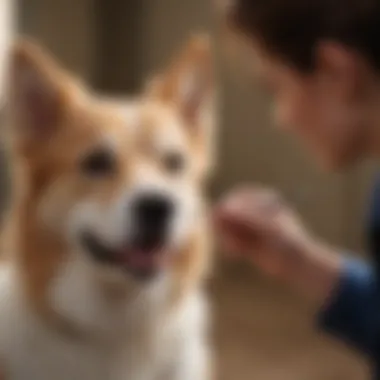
[214,186,311,276]
[213,186,342,304]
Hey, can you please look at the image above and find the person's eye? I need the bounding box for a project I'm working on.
[81,148,116,176]
[162,151,186,174]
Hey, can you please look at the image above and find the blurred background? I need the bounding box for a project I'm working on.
[0,0,375,379]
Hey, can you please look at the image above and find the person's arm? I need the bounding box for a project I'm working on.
[318,256,380,355]
[214,186,380,355]
[287,241,380,355]
[268,239,380,355]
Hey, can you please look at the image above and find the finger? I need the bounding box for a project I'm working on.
[241,190,283,217]
[217,188,284,220]
[224,185,280,205]
[215,203,274,241]
[215,186,258,213]
[214,213,255,248]
[220,235,246,257]
[214,210,254,239]
[214,222,240,251]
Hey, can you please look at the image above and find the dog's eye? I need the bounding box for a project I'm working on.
[81,149,115,176]
[163,151,186,174]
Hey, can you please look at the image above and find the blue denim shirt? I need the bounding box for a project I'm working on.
[319,179,380,378]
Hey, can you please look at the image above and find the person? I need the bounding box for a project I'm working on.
[213,0,380,378]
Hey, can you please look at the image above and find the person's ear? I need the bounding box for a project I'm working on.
[316,41,363,101]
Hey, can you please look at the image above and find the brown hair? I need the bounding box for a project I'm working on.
[222,0,380,72]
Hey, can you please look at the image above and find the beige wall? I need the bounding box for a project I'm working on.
[0,0,15,101]
[19,0,95,81]
[0,0,15,210]
[19,0,377,251]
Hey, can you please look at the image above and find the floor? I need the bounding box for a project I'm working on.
[210,261,369,380]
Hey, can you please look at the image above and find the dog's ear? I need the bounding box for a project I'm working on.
[148,34,214,127]
[7,39,72,142]
[148,34,216,177]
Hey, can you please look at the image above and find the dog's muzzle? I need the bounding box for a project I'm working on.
[81,193,175,281]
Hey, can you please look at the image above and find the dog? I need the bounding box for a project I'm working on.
[0,34,215,380]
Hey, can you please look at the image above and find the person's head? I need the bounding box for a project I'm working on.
[218,0,380,169]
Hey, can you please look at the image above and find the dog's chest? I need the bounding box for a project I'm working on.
[0,265,185,380]
[2,328,164,380]
[4,333,112,380]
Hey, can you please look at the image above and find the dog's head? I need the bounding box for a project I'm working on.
[7,36,215,284]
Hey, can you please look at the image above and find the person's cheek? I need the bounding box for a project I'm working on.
[289,101,326,152]
[312,101,347,154]
[273,93,298,131]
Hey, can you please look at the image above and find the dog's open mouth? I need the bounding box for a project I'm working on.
[80,231,169,280]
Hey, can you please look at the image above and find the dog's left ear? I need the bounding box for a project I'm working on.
[7,39,75,147]
[148,34,214,127]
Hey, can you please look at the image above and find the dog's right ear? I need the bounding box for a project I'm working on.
[7,39,71,141]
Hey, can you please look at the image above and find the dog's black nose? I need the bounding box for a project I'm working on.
[133,194,174,251]
[135,194,173,225]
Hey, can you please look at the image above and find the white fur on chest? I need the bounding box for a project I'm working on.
[0,259,208,380]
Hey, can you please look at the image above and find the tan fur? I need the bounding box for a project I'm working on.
[0,35,215,380]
